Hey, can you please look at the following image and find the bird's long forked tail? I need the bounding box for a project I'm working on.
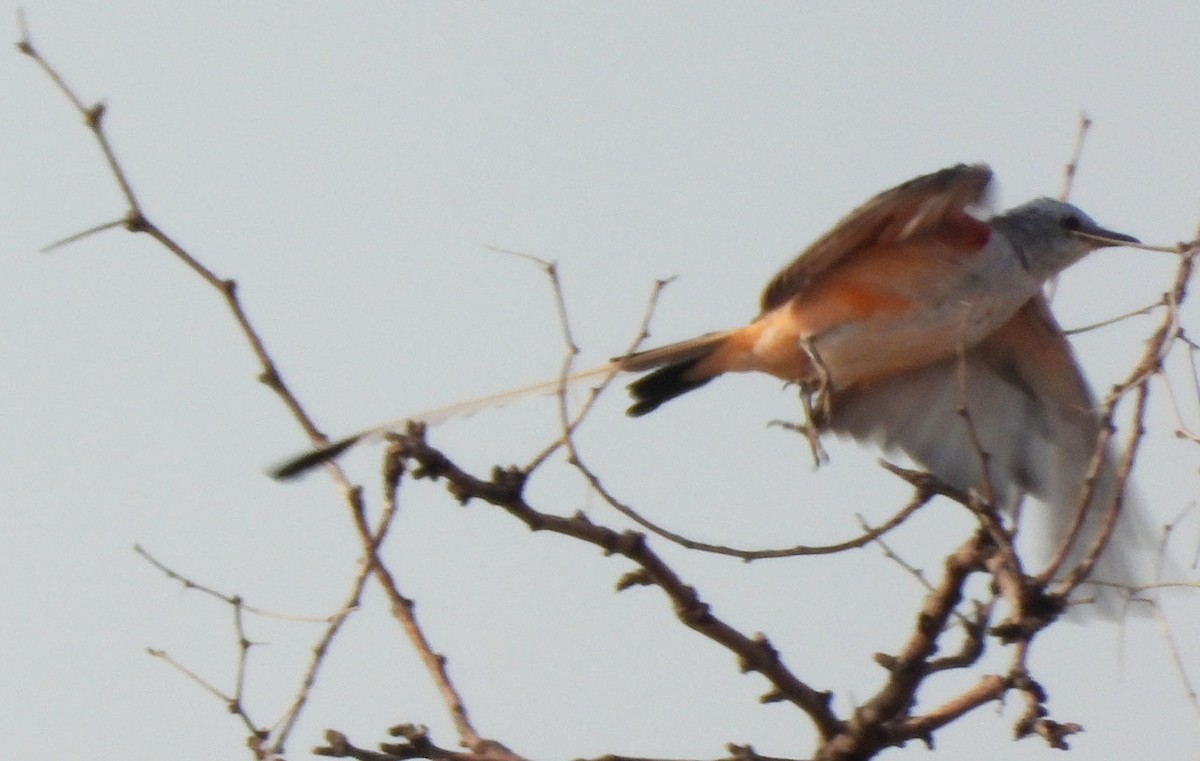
[269,362,621,480]
[270,330,735,481]
[623,331,733,416]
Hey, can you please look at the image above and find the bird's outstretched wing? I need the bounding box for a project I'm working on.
[759,163,994,312]
[824,295,1151,617]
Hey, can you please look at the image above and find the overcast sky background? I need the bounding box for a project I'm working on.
[4,4,1200,760]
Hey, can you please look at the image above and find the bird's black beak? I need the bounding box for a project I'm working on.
[1074,224,1139,248]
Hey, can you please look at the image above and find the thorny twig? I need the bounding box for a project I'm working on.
[19,22,487,757]
[386,424,844,740]
[146,645,267,742]
[135,545,334,623]
[1051,241,1197,599]
[496,244,668,474]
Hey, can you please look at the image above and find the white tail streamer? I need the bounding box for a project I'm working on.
[270,362,620,479]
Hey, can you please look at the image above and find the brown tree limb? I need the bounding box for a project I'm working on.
[386,424,844,741]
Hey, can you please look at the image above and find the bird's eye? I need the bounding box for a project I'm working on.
[1062,214,1082,231]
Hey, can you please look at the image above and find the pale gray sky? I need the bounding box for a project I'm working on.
[3,4,1199,760]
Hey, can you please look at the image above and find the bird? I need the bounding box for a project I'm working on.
[272,164,1153,617]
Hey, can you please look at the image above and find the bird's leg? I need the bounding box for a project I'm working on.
[799,337,834,421]
[791,338,833,466]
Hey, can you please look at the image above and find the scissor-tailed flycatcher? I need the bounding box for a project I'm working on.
[274,164,1152,616]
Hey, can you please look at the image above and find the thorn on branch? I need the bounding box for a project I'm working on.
[738,634,781,676]
[85,101,105,128]
[752,632,778,661]
[446,466,488,504]
[615,569,652,591]
[258,368,281,387]
[759,688,785,704]
[725,743,754,761]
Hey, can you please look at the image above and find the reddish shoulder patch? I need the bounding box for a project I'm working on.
[944,211,992,252]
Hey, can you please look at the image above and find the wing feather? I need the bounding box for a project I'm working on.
[760,164,993,312]
[824,296,1152,617]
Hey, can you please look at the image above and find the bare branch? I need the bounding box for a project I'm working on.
[1053,243,1196,599]
[386,425,843,740]
[18,20,347,473]
[21,24,487,756]
[564,449,934,559]
[527,273,673,474]
[1059,112,1092,202]
[146,647,268,742]
[1063,295,1166,336]
[318,726,526,761]
[134,544,333,623]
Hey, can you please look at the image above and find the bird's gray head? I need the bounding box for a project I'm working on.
[991,197,1138,279]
